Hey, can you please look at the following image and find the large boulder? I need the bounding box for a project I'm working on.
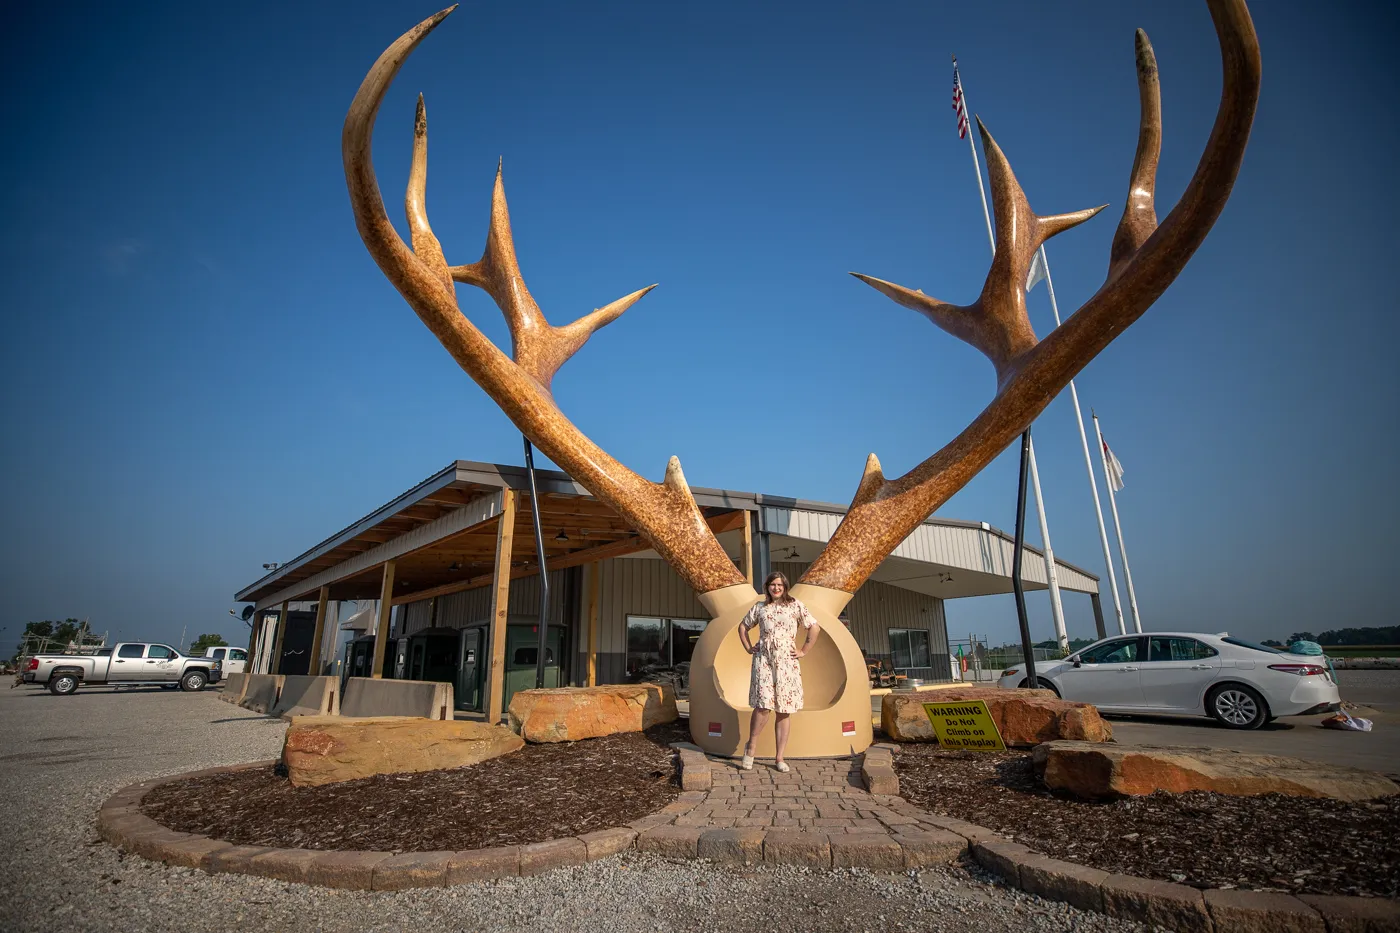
[508,684,678,743]
[1035,741,1400,801]
[281,716,523,787]
[881,688,1112,747]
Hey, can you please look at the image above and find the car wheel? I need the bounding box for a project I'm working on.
[1036,677,1061,697]
[1207,684,1269,729]
[49,674,80,696]
[180,671,206,692]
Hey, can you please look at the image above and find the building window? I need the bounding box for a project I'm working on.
[626,616,706,683]
[889,629,931,669]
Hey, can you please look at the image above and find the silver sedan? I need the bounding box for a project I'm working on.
[997,632,1340,729]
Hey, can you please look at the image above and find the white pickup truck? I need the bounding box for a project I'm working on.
[203,646,248,675]
[22,643,222,695]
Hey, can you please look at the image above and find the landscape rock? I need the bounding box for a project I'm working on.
[281,715,523,787]
[1035,741,1400,801]
[880,688,1112,747]
[507,683,677,743]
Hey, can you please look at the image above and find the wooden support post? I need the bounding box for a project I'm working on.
[739,510,754,586]
[486,490,518,723]
[307,586,330,675]
[370,560,397,679]
[270,600,291,674]
[585,561,600,687]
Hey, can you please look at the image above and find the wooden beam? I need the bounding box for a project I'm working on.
[740,510,753,585]
[706,509,748,534]
[369,560,396,679]
[307,585,330,674]
[270,600,290,674]
[585,561,600,687]
[387,509,748,607]
[389,532,646,605]
[486,491,518,724]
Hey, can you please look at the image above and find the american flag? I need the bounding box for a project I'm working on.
[952,60,970,139]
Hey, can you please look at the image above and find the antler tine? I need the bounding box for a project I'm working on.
[850,117,1105,389]
[407,94,454,296]
[345,9,744,595]
[805,0,1260,595]
[1108,29,1163,282]
[447,164,653,390]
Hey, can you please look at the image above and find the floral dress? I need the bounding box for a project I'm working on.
[741,598,817,713]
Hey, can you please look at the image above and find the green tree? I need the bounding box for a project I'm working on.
[1261,638,1284,647]
[13,619,84,661]
[1288,632,1316,644]
[188,633,228,656]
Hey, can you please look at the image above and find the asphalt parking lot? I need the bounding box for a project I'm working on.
[1107,670,1399,778]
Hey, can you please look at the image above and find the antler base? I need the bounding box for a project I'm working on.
[688,584,874,758]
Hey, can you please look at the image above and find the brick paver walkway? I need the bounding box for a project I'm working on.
[631,747,970,869]
[673,757,918,834]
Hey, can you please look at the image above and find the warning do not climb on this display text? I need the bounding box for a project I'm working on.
[920,700,1007,751]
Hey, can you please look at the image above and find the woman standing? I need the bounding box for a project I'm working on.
[738,571,821,771]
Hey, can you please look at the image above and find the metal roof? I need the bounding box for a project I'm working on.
[236,459,1099,606]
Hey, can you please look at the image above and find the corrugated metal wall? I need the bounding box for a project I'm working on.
[762,506,1097,595]
[395,556,953,685]
[589,557,711,686]
[399,567,577,635]
[772,561,951,680]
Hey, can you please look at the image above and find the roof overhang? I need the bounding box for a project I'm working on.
[237,460,1098,611]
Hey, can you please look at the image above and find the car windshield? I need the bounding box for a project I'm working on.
[1221,636,1282,655]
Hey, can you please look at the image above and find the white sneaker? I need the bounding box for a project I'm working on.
[774,761,791,773]
[741,754,754,770]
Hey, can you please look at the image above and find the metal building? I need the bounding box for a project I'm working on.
[234,460,1102,719]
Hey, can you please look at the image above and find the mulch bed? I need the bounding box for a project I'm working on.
[141,722,688,853]
[895,745,1400,899]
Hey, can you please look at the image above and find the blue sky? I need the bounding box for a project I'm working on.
[2,1,1396,653]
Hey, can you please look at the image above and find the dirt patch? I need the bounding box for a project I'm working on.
[895,745,1400,898]
[141,722,687,852]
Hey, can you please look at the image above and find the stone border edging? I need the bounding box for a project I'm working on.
[98,754,1400,932]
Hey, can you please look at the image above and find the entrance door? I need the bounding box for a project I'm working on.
[457,629,483,712]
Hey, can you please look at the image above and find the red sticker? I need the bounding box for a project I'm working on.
[841,720,856,736]
[707,722,723,736]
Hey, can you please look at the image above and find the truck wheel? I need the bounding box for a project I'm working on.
[49,674,80,696]
[180,670,207,692]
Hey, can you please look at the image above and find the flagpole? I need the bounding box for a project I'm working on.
[1093,412,1142,633]
[1040,247,1128,635]
[953,58,1069,651]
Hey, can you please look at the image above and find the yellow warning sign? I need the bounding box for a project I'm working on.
[922,700,1006,751]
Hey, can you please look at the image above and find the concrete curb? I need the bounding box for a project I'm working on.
[97,755,1400,930]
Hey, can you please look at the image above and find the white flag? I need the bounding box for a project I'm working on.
[1025,247,1047,293]
[1101,436,1126,492]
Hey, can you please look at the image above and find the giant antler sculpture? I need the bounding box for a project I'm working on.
[344,0,1259,754]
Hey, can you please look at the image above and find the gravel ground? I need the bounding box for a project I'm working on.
[0,683,1148,933]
